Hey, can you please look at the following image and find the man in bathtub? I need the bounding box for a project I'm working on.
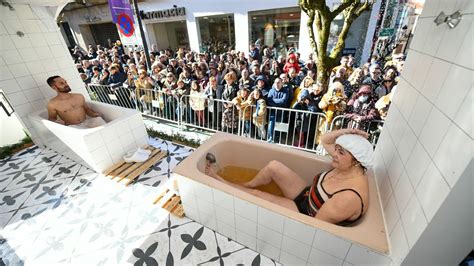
[46,76,106,128]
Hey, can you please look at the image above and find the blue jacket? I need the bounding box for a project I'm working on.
[108,71,127,87]
[266,86,289,108]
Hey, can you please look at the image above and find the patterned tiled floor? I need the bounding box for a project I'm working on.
[0,139,279,265]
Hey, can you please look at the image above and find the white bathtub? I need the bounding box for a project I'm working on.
[28,101,148,173]
[174,133,391,265]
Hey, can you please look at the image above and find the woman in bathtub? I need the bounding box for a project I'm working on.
[205,128,373,226]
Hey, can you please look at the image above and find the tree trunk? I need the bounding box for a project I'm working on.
[316,59,330,89]
[315,17,332,91]
[300,0,373,91]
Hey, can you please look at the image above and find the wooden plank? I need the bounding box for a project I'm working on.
[170,202,184,217]
[103,145,151,176]
[103,161,126,176]
[163,195,181,212]
[123,150,168,186]
[153,188,169,204]
[171,205,184,218]
[114,148,160,180]
[109,162,135,179]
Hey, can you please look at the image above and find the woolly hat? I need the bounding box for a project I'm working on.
[335,134,374,168]
[357,85,372,95]
[255,75,267,84]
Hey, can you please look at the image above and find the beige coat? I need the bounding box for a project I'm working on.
[232,95,253,121]
[190,89,206,111]
[252,98,267,126]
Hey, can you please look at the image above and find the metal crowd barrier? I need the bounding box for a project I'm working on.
[180,95,241,135]
[87,84,181,125]
[329,115,385,146]
[242,105,328,153]
[141,88,181,125]
[86,84,384,153]
[87,84,137,109]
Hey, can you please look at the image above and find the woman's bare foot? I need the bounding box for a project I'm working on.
[205,163,225,182]
[242,180,256,188]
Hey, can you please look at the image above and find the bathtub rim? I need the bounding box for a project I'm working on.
[173,132,389,255]
[28,101,140,133]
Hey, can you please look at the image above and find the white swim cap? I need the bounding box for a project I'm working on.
[335,134,374,168]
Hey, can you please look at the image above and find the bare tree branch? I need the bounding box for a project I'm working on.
[298,0,374,88]
[330,0,354,20]
[329,16,354,60]
[306,9,318,57]
[354,0,372,16]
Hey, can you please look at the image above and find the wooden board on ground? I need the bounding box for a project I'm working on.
[103,145,151,176]
[122,150,168,186]
[154,193,184,218]
[103,147,168,186]
[153,191,184,218]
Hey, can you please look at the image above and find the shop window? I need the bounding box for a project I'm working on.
[249,7,300,57]
[197,14,235,55]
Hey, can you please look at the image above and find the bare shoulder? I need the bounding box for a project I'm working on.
[47,96,59,107]
[72,93,86,104]
[329,189,363,213]
[71,93,86,100]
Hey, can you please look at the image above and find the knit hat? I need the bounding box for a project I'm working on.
[335,134,374,168]
[255,75,266,83]
[357,85,372,95]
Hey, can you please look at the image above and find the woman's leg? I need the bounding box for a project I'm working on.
[200,110,205,126]
[205,164,299,211]
[243,160,308,200]
[260,125,266,140]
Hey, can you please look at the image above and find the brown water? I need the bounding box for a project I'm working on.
[217,165,284,196]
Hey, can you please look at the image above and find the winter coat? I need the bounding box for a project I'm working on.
[345,96,379,130]
[253,98,267,126]
[266,86,289,108]
[221,82,239,129]
[318,86,347,123]
[232,94,253,121]
[108,71,127,87]
[282,54,301,73]
[190,89,206,111]
[134,77,154,103]
[290,87,305,108]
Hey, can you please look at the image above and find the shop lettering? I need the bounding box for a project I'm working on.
[140,7,186,20]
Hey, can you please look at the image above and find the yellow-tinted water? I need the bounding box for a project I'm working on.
[217,165,283,196]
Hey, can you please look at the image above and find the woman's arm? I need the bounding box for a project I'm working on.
[321,128,369,157]
[315,191,361,224]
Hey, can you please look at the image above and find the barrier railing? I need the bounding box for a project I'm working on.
[242,105,328,153]
[87,84,137,109]
[86,84,384,153]
[87,84,181,125]
[140,88,181,125]
[329,115,385,146]
[179,95,241,135]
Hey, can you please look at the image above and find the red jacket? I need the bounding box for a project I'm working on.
[283,54,301,73]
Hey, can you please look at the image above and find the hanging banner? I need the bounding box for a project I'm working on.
[108,0,134,24]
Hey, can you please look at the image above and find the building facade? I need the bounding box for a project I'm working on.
[60,4,121,49]
[60,0,381,63]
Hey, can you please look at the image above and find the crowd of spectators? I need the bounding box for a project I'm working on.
[71,40,405,148]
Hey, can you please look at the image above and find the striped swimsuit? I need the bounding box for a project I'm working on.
[293,170,364,226]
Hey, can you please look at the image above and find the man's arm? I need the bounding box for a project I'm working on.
[47,102,64,124]
[80,94,100,117]
[47,102,58,121]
